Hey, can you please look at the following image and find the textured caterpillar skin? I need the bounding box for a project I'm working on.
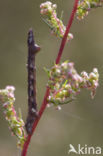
[25,29,40,134]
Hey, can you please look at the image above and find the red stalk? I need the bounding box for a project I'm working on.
[56,0,79,64]
[21,0,79,155]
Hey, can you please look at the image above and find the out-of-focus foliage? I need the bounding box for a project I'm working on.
[0,86,26,148]
[77,0,103,20]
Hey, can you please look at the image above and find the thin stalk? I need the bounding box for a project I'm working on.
[56,0,79,64]
[21,0,79,155]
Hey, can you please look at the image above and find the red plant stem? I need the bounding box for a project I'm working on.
[21,88,50,156]
[21,0,79,155]
[56,0,79,64]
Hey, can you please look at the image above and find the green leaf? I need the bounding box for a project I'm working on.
[44,67,51,77]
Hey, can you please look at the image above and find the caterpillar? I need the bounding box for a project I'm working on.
[25,29,40,134]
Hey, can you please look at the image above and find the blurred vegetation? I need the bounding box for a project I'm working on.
[0,0,103,156]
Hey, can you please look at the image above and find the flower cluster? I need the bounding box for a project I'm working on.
[77,0,103,20]
[0,86,26,148]
[40,1,73,41]
[46,61,99,110]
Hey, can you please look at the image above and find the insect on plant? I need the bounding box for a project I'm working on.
[0,0,102,156]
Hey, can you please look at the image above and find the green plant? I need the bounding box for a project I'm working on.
[0,0,102,156]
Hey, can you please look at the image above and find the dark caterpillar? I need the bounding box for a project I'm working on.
[25,29,40,134]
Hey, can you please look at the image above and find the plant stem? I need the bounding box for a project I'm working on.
[21,88,50,156]
[56,0,79,64]
[21,0,79,155]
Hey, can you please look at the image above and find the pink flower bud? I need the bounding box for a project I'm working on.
[68,33,73,40]
[81,71,88,79]
[68,62,74,68]
[6,86,15,92]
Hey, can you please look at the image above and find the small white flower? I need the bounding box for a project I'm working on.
[89,73,96,79]
[52,4,57,9]
[68,33,73,40]
[93,68,98,74]
[6,86,15,92]
[81,71,88,79]
[56,69,61,74]
[56,106,61,110]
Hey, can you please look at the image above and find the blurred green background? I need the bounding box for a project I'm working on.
[0,0,103,155]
